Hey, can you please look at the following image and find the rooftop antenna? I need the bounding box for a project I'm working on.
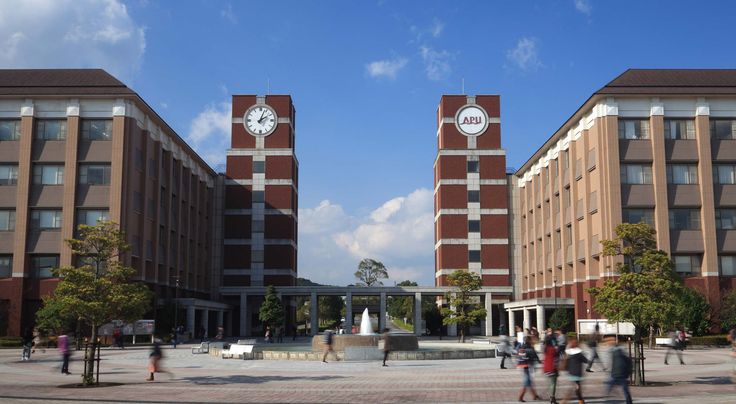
[461,77,465,94]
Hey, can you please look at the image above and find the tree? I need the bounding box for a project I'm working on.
[319,295,344,329]
[354,258,389,286]
[676,287,711,336]
[720,289,736,332]
[590,223,683,386]
[258,285,285,330]
[547,308,572,332]
[35,221,151,385]
[387,281,417,324]
[441,270,486,342]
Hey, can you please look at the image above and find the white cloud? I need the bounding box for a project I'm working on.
[574,0,592,16]
[420,46,452,81]
[298,189,435,286]
[220,3,237,24]
[186,101,231,168]
[506,37,543,72]
[0,0,146,81]
[365,58,408,80]
[431,18,444,38]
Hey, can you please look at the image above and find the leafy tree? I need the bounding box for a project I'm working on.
[441,270,486,342]
[319,295,344,328]
[258,285,285,330]
[387,281,417,323]
[676,287,711,336]
[720,289,736,332]
[35,221,151,385]
[590,223,683,386]
[547,308,572,332]
[354,258,389,286]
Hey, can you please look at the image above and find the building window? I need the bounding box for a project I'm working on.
[131,236,141,257]
[252,191,265,203]
[0,165,18,185]
[0,210,15,231]
[35,120,66,140]
[30,210,62,230]
[0,120,21,141]
[0,255,11,278]
[618,119,650,140]
[252,219,264,232]
[719,255,736,277]
[77,210,109,226]
[467,160,479,173]
[468,220,480,233]
[669,209,700,230]
[30,255,59,278]
[710,119,736,140]
[145,240,154,260]
[672,255,701,276]
[253,160,265,174]
[664,119,695,140]
[716,209,736,230]
[133,192,143,213]
[666,164,698,184]
[468,190,480,203]
[135,149,144,171]
[79,164,111,185]
[468,250,481,263]
[622,209,654,226]
[81,119,112,140]
[252,249,264,263]
[713,164,736,184]
[620,164,653,184]
[33,165,64,185]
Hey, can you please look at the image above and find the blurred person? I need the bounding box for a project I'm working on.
[543,331,560,404]
[21,328,33,361]
[498,334,514,369]
[58,331,71,375]
[585,325,605,372]
[664,328,686,365]
[556,329,567,358]
[560,337,588,404]
[321,330,335,363]
[381,328,392,367]
[517,336,541,402]
[146,339,173,381]
[605,337,633,404]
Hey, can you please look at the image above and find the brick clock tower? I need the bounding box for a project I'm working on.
[434,95,510,296]
[224,95,298,287]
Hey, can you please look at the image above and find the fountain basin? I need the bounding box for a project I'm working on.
[311,334,418,352]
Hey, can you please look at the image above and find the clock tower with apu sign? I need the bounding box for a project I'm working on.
[223,95,298,290]
[433,95,512,309]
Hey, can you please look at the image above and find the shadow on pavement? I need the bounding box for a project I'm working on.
[179,374,348,385]
[690,376,732,385]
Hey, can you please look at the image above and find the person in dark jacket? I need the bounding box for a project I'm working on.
[543,332,560,404]
[585,325,605,372]
[561,337,588,403]
[664,328,686,365]
[605,337,633,404]
[21,328,33,361]
[321,330,335,363]
[499,334,514,369]
[517,336,542,402]
[381,328,391,367]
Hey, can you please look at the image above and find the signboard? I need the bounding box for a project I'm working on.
[98,320,155,336]
[577,319,635,336]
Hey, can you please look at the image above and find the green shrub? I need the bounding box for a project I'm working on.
[0,337,23,347]
[687,335,729,346]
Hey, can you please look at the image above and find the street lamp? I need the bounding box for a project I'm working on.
[173,276,180,339]
[553,277,558,309]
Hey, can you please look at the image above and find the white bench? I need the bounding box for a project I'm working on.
[656,337,673,347]
[222,339,257,359]
[472,339,492,344]
[191,341,209,354]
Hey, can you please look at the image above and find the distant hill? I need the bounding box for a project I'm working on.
[296,277,342,287]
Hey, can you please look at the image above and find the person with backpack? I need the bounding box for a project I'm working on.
[498,334,514,369]
[605,337,633,404]
[543,331,560,404]
[321,330,335,363]
[560,337,588,404]
[664,328,686,365]
[585,325,605,372]
[517,336,542,402]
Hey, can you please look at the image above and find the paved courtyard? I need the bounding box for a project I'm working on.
[0,342,735,403]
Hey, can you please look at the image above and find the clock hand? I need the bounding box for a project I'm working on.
[258,110,266,123]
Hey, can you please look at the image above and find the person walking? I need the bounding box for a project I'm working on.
[321,330,335,363]
[265,326,272,343]
[277,327,284,343]
[560,337,588,404]
[556,329,567,358]
[664,328,686,365]
[381,328,392,367]
[499,323,507,337]
[499,334,514,369]
[543,332,560,404]
[58,331,71,375]
[605,337,633,404]
[21,328,33,361]
[585,325,605,372]
[517,336,542,402]
[146,339,173,381]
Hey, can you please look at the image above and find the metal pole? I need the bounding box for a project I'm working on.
[96,338,101,384]
[173,277,180,340]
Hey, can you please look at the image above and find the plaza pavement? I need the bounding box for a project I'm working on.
[0,341,734,403]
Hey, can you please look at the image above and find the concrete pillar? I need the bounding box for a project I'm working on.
[379,292,387,331]
[484,293,493,336]
[201,309,209,337]
[414,292,422,336]
[345,292,353,333]
[217,310,224,327]
[186,305,195,337]
[226,310,233,336]
[310,291,318,336]
[523,308,531,331]
[239,292,248,336]
[508,309,516,336]
[447,305,457,337]
[536,305,546,332]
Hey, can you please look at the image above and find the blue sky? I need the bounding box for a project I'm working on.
[3,0,736,286]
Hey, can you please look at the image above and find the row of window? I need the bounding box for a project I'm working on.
[622,207,736,231]
[0,255,59,278]
[0,164,111,186]
[0,119,112,141]
[620,164,700,184]
[0,209,108,231]
[618,119,736,140]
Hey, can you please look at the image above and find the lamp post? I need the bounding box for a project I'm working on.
[173,276,180,338]
[553,277,558,309]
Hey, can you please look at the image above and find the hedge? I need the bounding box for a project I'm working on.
[0,337,23,347]
[687,335,730,346]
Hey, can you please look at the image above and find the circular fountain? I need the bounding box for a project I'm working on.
[311,308,418,352]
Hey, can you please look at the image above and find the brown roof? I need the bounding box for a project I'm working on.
[0,69,135,96]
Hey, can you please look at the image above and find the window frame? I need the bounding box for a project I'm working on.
[468,250,481,263]
[672,254,701,277]
[618,119,651,140]
[0,210,16,231]
[0,120,21,141]
[719,255,736,277]
[468,190,480,203]
[0,164,19,186]
[620,164,653,185]
[79,164,111,185]
[30,255,60,278]
[77,209,110,227]
[468,219,480,233]
[669,208,701,230]
[664,119,696,140]
[0,255,12,278]
[35,119,67,140]
[713,164,736,184]
[33,164,65,185]
[710,119,736,140]
[666,164,699,185]
[30,209,63,230]
[81,119,112,141]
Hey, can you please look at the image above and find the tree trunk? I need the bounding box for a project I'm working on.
[632,329,645,386]
[460,327,465,343]
[83,324,98,385]
[648,324,654,349]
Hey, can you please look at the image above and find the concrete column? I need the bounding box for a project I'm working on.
[536,305,546,331]
[484,293,493,336]
[447,305,457,337]
[239,292,248,336]
[379,292,387,331]
[522,308,531,331]
[226,310,233,336]
[414,292,423,336]
[200,309,209,337]
[508,309,516,336]
[345,292,353,333]
[186,305,195,337]
[310,291,318,336]
[217,310,224,327]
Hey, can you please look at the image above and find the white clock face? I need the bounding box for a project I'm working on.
[455,105,488,136]
[244,106,277,136]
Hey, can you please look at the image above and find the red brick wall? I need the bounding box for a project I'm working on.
[224,215,251,238]
[265,245,296,269]
[227,156,252,179]
[265,215,295,239]
[265,186,295,209]
[481,215,508,238]
[437,215,468,239]
[265,156,294,179]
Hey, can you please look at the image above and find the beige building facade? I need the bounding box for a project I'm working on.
[510,70,736,330]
